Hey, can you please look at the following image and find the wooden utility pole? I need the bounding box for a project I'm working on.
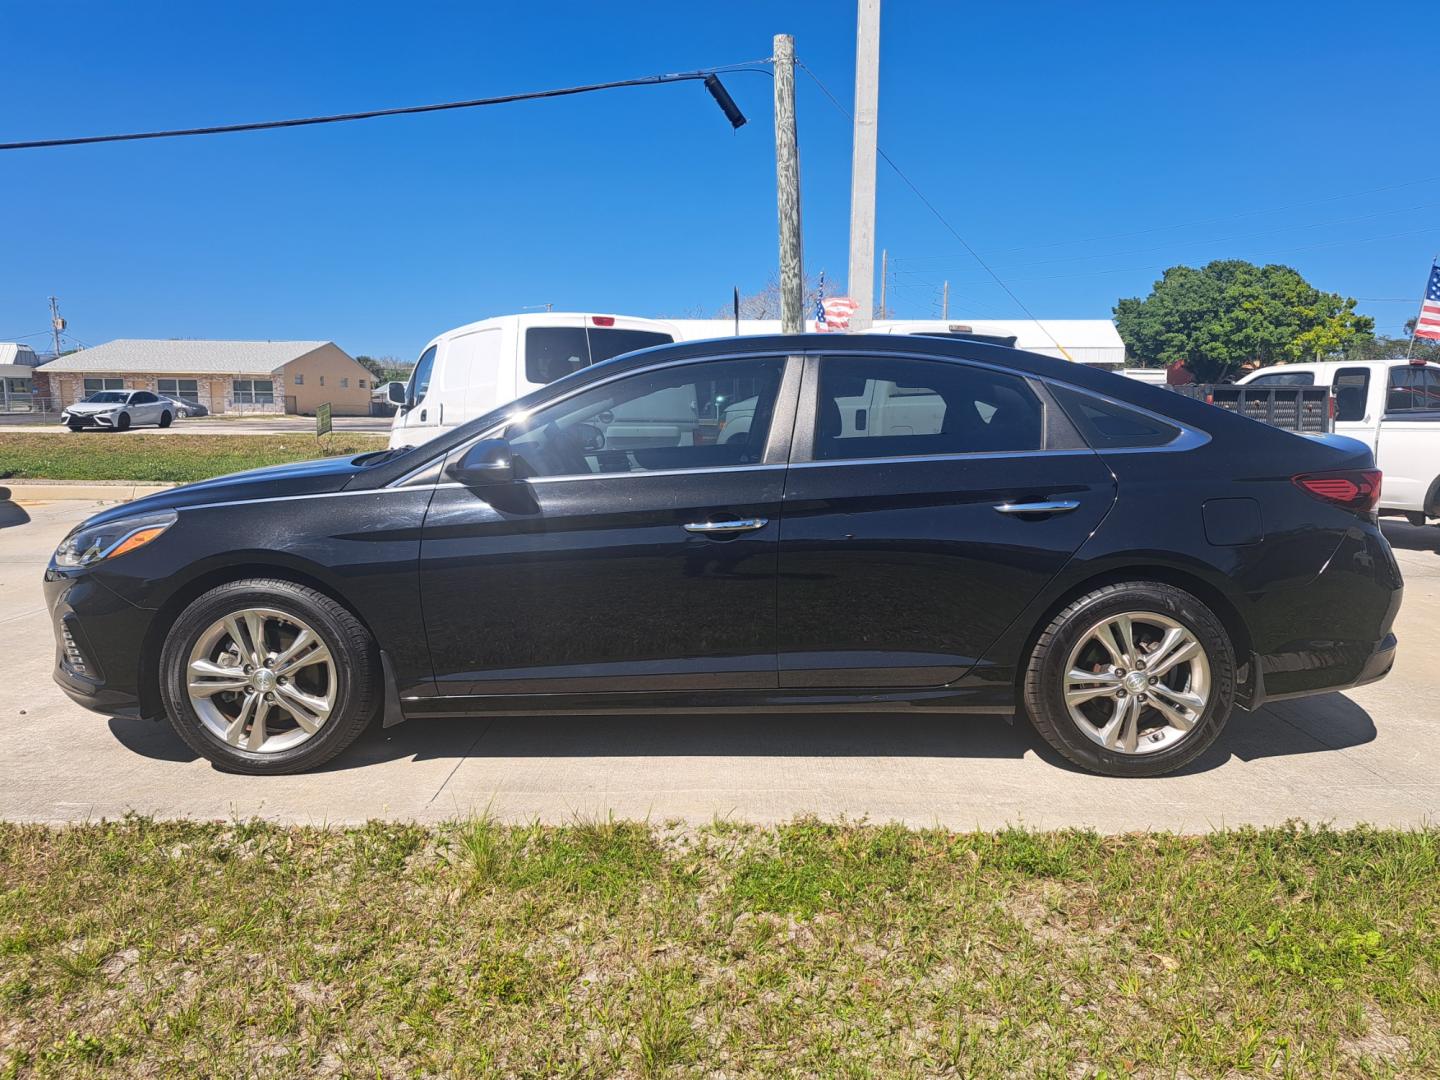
[942,280,949,320]
[773,34,804,333]
[846,0,881,332]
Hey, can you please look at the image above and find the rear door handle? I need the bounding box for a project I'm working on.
[683,518,768,535]
[993,500,1080,515]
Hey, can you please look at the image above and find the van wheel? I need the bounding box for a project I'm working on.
[159,411,173,428]
[1023,582,1235,777]
[114,412,131,432]
[158,579,380,774]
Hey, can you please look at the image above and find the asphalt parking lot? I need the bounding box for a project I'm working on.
[1,495,1436,831]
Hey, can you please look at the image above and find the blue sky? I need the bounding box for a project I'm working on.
[2,1,1435,359]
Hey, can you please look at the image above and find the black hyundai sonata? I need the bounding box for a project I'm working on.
[45,334,1401,776]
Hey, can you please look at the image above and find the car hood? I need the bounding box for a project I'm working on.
[75,454,373,529]
[64,402,125,415]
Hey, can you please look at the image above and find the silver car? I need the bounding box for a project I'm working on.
[61,390,177,432]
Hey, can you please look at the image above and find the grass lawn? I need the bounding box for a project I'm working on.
[1,819,1436,1078]
[0,433,390,484]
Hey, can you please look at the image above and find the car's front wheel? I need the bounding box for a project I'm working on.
[114,412,131,432]
[1023,582,1236,777]
[158,579,379,773]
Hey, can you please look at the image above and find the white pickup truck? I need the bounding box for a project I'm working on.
[1237,358,1440,523]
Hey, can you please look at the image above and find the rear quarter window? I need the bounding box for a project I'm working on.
[1050,384,1181,449]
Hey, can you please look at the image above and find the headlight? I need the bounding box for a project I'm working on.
[53,509,178,568]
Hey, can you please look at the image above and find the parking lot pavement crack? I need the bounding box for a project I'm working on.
[427,719,496,805]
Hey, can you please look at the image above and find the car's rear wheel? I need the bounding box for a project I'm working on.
[1023,582,1235,777]
[158,410,173,428]
[158,579,379,774]
[114,412,131,432]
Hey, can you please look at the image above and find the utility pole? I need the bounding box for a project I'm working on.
[773,34,804,333]
[48,296,66,357]
[878,248,887,320]
[942,280,949,320]
[846,0,881,332]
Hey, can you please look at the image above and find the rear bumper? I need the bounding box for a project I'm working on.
[1243,631,1397,710]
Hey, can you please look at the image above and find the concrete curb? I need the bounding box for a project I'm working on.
[1,480,176,503]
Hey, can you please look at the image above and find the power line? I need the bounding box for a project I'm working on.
[796,58,1074,359]
[894,173,1440,262]
[0,61,770,151]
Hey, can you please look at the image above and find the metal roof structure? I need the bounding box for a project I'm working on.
[38,339,333,374]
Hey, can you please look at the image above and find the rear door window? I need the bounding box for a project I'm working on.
[1386,365,1440,413]
[525,327,673,385]
[813,356,1043,460]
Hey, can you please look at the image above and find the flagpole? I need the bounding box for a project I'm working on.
[1406,255,1437,361]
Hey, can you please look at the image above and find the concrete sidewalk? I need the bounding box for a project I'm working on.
[2,496,1437,831]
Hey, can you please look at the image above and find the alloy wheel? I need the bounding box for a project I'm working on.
[1061,611,1211,756]
[185,607,336,754]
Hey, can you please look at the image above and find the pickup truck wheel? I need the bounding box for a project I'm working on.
[158,579,380,774]
[1023,582,1236,777]
[114,412,131,432]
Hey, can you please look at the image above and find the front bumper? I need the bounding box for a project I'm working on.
[61,412,118,429]
[44,568,157,717]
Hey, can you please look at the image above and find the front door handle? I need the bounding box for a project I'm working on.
[993,500,1080,516]
[683,518,768,535]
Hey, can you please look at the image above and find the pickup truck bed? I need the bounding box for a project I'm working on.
[1168,384,1332,433]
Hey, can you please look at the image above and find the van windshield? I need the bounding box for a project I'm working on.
[525,327,673,385]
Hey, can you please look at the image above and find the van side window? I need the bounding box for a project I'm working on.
[1387,365,1440,413]
[1333,368,1370,422]
[410,345,438,404]
[813,356,1043,460]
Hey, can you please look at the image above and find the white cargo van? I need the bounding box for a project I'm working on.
[387,313,678,448]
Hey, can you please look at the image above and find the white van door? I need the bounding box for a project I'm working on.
[392,343,440,445]
[439,327,503,427]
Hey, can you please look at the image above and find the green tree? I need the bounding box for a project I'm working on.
[1115,260,1374,382]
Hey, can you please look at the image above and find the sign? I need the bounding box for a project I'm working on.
[315,402,332,437]
[817,296,859,332]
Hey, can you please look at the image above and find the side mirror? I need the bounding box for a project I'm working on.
[447,438,514,486]
[385,381,408,407]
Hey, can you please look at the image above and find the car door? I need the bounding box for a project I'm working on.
[776,353,1116,688]
[417,353,798,697]
[128,390,159,424]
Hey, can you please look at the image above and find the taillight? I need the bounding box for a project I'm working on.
[1293,469,1382,513]
[591,315,616,327]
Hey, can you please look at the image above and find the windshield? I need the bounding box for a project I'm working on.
[82,391,129,404]
[524,327,673,385]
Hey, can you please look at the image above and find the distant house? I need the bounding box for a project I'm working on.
[35,339,375,416]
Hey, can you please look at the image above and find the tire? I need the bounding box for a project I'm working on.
[1022,581,1236,777]
[158,411,173,428]
[114,412,131,432]
[67,423,83,432]
[158,578,380,774]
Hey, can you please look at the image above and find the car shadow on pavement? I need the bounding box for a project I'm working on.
[0,498,30,530]
[1380,520,1440,554]
[106,693,1378,779]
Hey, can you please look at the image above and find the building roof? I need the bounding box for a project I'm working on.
[38,339,333,375]
[0,343,40,367]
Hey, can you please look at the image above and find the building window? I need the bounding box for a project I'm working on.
[294,373,304,386]
[232,379,275,405]
[157,378,200,403]
[83,378,124,396]
[359,379,367,389]
[340,377,349,389]
[319,375,326,387]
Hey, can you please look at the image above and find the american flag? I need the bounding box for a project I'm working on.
[1416,263,1440,341]
[814,271,826,327]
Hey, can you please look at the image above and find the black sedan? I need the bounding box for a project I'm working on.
[45,334,1402,776]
